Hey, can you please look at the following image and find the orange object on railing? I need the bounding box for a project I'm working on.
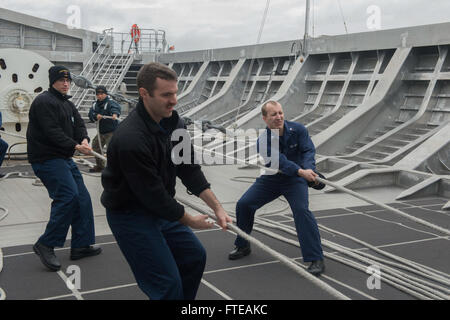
[130,24,141,43]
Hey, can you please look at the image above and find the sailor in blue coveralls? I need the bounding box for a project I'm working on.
[229,100,325,276]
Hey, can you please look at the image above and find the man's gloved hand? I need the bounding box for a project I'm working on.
[307,171,326,190]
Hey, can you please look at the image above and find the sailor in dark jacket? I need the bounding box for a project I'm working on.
[88,85,121,172]
[101,62,231,300]
[228,100,325,276]
[27,66,102,272]
[0,111,8,178]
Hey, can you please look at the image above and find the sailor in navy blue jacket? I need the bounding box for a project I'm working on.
[229,100,325,276]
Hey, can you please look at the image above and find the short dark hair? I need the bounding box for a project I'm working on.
[261,100,279,116]
[136,62,178,96]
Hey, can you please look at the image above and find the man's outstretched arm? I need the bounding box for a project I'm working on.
[199,189,232,230]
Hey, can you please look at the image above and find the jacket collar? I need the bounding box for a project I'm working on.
[49,86,72,101]
[136,99,180,135]
[266,120,292,137]
[283,120,293,135]
[96,96,109,106]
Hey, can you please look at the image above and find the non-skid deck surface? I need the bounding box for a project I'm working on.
[1,197,448,300]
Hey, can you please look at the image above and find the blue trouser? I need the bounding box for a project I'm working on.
[235,175,324,262]
[106,208,207,300]
[0,138,8,167]
[31,158,95,248]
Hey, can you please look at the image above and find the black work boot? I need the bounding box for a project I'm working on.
[307,260,325,276]
[33,242,61,271]
[70,245,102,260]
[228,245,251,260]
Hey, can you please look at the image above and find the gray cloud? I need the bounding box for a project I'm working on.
[1,0,449,52]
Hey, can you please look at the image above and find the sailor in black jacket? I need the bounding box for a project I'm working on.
[27,66,101,272]
[102,62,231,300]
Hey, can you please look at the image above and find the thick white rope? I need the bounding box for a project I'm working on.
[89,134,449,299]
[7,126,446,237]
[321,178,450,236]
[191,144,450,236]
[251,220,447,300]
[317,224,450,284]
[253,216,449,298]
[217,192,449,301]
[258,214,449,286]
[2,127,447,300]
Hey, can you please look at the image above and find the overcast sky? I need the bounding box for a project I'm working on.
[1,0,448,52]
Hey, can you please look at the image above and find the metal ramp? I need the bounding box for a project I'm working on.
[176,60,239,115]
[300,46,449,200]
[337,46,449,164]
[175,56,295,123]
[393,121,450,176]
[171,62,204,96]
[304,51,393,136]
[211,56,294,127]
[178,56,296,162]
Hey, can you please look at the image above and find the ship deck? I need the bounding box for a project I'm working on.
[0,160,449,301]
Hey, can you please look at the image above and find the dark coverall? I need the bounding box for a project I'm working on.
[234,120,324,262]
[26,87,95,248]
[88,96,121,169]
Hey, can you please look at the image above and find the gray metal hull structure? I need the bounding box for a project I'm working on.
[0,7,100,73]
[152,23,450,204]
[0,9,449,300]
[1,8,448,200]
